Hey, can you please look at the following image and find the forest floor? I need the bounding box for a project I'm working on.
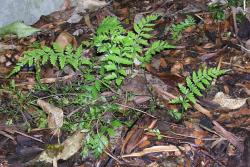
[0,0,250,167]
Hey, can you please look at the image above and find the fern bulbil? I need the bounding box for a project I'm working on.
[9,43,92,78]
[93,15,175,86]
[170,67,226,110]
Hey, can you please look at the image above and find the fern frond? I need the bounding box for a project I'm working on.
[171,15,195,39]
[134,15,159,46]
[9,43,91,78]
[170,67,226,110]
[134,14,159,35]
[143,40,175,63]
[94,15,174,86]
[96,16,125,36]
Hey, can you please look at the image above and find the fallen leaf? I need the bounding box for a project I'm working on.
[37,99,64,130]
[212,92,247,110]
[0,22,40,38]
[27,131,84,165]
[122,145,184,158]
[67,0,108,23]
[133,96,151,105]
[55,31,77,50]
[122,75,149,95]
[0,43,18,52]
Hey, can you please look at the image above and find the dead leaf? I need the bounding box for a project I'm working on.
[55,31,77,50]
[122,145,184,158]
[37,99,64,130]
[203,43,215,49]
[75,0,108,12]
[212,92,247,110]
[0,43,18,52]
[67,0,108,23]
[122,118,157,154]
[122,75,149,95]
[27,131,84,165]
[133,96,151,105]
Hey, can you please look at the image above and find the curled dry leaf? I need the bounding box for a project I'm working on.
[37,99,63,130]
[27,131,85,165]
[212,92,247,110]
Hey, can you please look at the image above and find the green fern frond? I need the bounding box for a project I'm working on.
[9,43,91,78]
[171,15,195,40]
[96,16,125,36]
[134,15,159,35]
[170,67,226,110]
[143,40,176,63]
[134,15,159,46]
[93,15,174,86]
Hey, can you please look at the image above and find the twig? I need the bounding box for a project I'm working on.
[231,6,238,34]
[114,103,156,118]
[98,79,121,95]
[2,127,44,143]
[0,130,15,141]
[14,130,44,143]
[152,85,213,118]
[15,74,74,89]
[66,106,86,118]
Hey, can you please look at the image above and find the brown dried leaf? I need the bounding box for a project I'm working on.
[122,145,184,158]
[28,131,84,165]
[37,99,63,130]
[55,31,77,50]
[212,92,247,110]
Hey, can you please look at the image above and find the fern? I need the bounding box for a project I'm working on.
[170,67,226,110]
[171,15,195,40]
[142,40,175,63]
[133,14,159,46]
[93,15,175,86]
[9,43,92,78]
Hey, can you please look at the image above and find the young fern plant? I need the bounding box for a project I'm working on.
[9,43,92,79]
[93,15,175,86]
[170,67,226,111]
[171,15,195,40]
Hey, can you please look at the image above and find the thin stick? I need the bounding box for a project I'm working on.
[14,130,44,143]
[115,103,156,118]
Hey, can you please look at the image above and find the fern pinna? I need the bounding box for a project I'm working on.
[9,43,92,78]
[170,67,226,110]
[93,15,175,86]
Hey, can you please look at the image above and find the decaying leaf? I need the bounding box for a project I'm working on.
[74,0,108,12]
[37,99,64,130]
[0,43,18,52]
[67,0,108,23]
[55,31,77,50]
[212,92,247,110]
[122,145,184,158]
[0,22,40,38]
[27,131,85,165]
